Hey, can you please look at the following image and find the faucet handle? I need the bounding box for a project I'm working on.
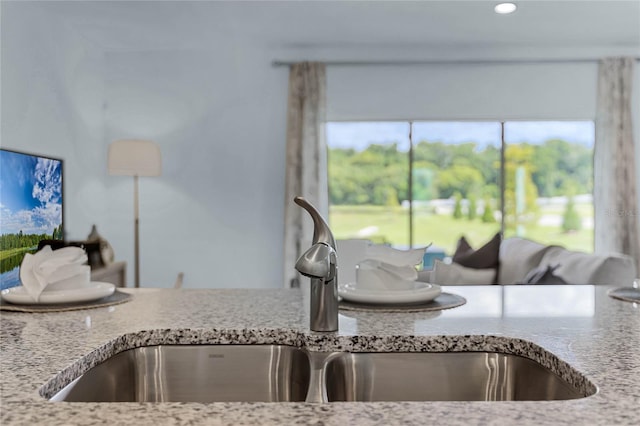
[294,196,336,249]
[295,243,336,280]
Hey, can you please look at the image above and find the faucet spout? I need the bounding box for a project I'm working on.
[294,197,336,250]
[293,197,339,332]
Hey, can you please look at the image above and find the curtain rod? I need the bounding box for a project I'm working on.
[272,58,640,67]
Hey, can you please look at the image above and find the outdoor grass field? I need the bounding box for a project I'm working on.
[329,204,594,255]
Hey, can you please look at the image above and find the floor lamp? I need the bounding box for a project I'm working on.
[108,139,162,288]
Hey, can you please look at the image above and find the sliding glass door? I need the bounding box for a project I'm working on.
[327,120,594,254]
[327,122,411,246]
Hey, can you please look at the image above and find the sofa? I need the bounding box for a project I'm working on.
[418,237,637,286]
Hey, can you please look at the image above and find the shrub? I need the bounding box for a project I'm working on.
[481,197,496,223]
[453,193,463,220]
[468,194,477,221]
[562,197,582,232]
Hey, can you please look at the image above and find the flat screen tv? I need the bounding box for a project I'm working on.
[0,148,63,290]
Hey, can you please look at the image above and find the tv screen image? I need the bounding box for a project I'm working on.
[0,149,63,290]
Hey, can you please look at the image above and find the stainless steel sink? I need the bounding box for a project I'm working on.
[51,345,310,402]
[324,352,592,401]
[50,346,594,403]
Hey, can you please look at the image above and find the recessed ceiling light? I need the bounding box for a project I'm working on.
[495,3,517,14]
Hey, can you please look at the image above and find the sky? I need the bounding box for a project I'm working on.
[327,121,595,151]
[0,150,63,235]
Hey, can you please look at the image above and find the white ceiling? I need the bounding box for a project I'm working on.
[27,0,640,54]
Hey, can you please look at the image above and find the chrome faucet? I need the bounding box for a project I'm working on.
[293,196,339,332]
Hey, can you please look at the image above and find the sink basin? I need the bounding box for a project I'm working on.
[50,345,594,403]
[324,352,592,401]
[51,345,310,402]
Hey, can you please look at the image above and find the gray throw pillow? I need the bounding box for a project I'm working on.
[522,264,568,285]
[452,233,501,284]
[452,233,501,269]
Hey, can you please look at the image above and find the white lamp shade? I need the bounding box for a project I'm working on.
[108,139,162,176]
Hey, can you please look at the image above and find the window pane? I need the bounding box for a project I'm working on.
[411,122,502,255]
[327,122,410,247]
[503,121,594,252]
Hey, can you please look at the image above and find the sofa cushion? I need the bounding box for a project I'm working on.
[432,260,497,285]
[521,264,568,285]
[498,237,554,284]
[538,246,636,285]
[416,269,432,283]
[453,233,501,270]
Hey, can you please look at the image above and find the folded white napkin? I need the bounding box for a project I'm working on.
[363,243,431,267]
[358,259,419,282]
[19,246,90,302]
[356,243,431,290]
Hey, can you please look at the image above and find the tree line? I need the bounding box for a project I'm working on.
[0,225,63,251]
[328,139,593,208]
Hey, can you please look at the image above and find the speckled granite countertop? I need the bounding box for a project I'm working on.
[1,285,639,425]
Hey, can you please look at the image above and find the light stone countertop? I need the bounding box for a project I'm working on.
[1,285,639,425]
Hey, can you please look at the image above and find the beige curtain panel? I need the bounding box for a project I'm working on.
[594,57,640,272]
[283,62,328,288]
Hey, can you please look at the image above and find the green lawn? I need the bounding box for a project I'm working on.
[330,205,593,254]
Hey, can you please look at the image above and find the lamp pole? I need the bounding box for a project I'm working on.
[108,139,161,289]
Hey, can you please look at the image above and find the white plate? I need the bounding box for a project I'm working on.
[1,282,115,305]
[338,282,441,305]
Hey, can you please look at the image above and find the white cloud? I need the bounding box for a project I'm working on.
[32,158,61,204]
[1,204,61,235]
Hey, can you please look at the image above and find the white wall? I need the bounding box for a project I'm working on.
[2,3,290,289]
[1,2,108,242]
[101,48,289,288]
[3,4,639,288]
